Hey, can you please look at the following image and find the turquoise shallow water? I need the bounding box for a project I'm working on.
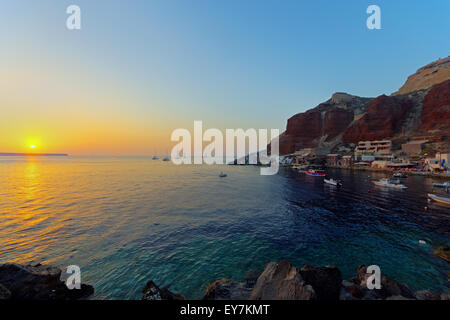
[0,157,449,299]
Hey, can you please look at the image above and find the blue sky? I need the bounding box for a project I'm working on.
[0,0,449,154]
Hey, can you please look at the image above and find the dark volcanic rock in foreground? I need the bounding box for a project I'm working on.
[142,280,185,300]
[144,260,449,301]
[249,260,316,300]
[434,245,450,263]
[299,265,342,300]
[0,263,94,300]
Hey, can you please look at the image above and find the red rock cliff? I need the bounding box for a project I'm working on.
[419,79,450,132]
[342,95,413,143]
[277,57,450,155]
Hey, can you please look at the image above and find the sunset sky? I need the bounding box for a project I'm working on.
[1,0,449,155]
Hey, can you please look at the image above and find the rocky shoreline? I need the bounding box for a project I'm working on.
[0,263,93,300]
[1,249,448,300]
[143,259,450,301]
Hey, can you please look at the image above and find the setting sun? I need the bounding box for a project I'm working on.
[30,144,36,149]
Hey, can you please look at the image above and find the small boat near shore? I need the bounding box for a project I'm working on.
[373,178,407,189]
[306,169,327,177]
[428,193,450,205]
[219,172,227,178]
[162,157,170,161]
[433,182,450,188]
[324,178,342,187]
[393,172,407,178]
[152,156,159,160]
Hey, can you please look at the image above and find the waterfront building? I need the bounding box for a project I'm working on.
[401,140,426,155]
[339,155,353,168]
[326,154,340,167]
[355,140,392,156]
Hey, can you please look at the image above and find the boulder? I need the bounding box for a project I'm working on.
[354,265,415,300]
[299,265,342,300]
[203,279,253,300]
[434,245,450,263]
[142,280,184,300]
[0,263,93,300]
[385,295,415,300]
[0,283,11,300]
[415,290,439,300]
[244,269,261,288]
[249,260,316,300]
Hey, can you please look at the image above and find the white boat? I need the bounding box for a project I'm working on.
[433,182,450,188]
[219,172,227,178]
[428,193,450,205]
[324,178,342,187]
[373,178,407,189]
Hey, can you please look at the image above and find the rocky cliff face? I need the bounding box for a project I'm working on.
[279,56,450,155]
[419,79,450,133]
[393,56,450,95]
[342,95,413,143]
[279,93,372,154]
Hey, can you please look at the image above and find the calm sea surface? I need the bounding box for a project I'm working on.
[0,157,449,299]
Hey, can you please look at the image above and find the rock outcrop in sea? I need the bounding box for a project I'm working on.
[277,56,450,155]
[143,260,449,300]
[142,280,185,300]
[0,263,94,300]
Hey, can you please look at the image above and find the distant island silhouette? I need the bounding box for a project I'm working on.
[0,152,68,156]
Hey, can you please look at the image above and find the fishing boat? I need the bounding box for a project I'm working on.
[324,178,342,187]
[162,157,170,161]
[393,172,407,178]
[306,169,327,177]
[428,193,450,205]
[152,156,159,160]
[433,182,450,188]
[219,172,227,178]
[373,178,407,189]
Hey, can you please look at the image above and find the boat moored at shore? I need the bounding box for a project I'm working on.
[324,178,342,187]
[428,193,450,205]
[393,172,408,178]
[306,169,327,177]
[373,178,407,189]
[433,182,450,188]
